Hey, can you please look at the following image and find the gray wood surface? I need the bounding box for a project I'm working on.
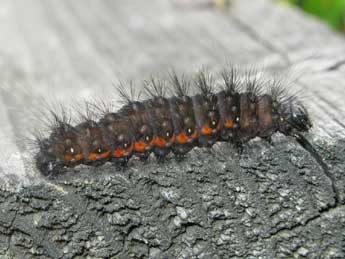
[0,0,344,258]
[0,0,345,186]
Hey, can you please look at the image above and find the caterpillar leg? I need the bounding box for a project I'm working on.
[174,153,187,162]
[262,136,273,146]
[154,147,171,162]
[111,156,131,168]
[234,141,244,154]
[137,153,150,162]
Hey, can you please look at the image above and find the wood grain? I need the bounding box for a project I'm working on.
[0,0,344,185]
[0,1,344,258]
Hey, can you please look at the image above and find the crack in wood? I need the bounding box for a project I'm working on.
[326,59,345,71]
[263,205,344,241]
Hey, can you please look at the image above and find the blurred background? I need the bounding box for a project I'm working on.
[279,0,345,32]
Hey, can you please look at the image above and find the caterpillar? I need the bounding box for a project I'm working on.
[35,67,312,176]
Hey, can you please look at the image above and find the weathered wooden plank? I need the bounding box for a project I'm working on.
[0,0,344,258]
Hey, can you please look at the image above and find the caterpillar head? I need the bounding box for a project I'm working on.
[35,139,62,175]
[278,101,312,135]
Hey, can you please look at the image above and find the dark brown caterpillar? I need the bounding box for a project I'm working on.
[35,68,312,175]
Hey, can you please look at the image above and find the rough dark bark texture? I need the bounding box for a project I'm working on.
[0,137,344,259]
[0,0,345,258]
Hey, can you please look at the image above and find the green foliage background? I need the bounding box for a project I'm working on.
[279,0,345,32]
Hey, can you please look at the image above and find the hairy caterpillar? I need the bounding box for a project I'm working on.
[35,67,312,176]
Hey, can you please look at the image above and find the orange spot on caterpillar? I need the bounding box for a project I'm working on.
[64,153,83,162]
[224,119,233,129]
[153,136,166,147]
[88,150,111,161]
[112,144,133,158]
[176,132,188,144]
[64,154,72,161]
[201,124,213,135]
[134,140,148,152]
[113,149,124,158]
[75,154,83,161]
[175,130,198,144]
[88,153,96,161]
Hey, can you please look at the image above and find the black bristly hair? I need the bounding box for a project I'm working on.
[195,68,214,97]
[220,66,240,95]
[143,76,167,98]
[169,70,191,97]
